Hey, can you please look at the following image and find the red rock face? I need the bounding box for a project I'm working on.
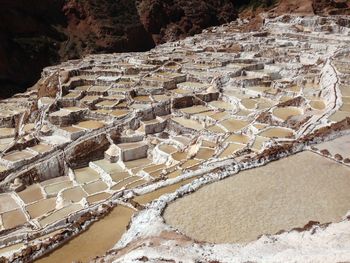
[266,0,350,16]
[313,0,350,16]
[60,0,156,59]
[138,0,237,43]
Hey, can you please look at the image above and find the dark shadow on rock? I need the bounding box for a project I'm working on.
[0,0,155,99]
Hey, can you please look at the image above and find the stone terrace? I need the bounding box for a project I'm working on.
[0,14,349,261]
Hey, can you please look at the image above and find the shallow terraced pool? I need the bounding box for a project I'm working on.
[260,127,294,138]
[272,106,303,121]
[36,205,133,263]
[164,151,350,243]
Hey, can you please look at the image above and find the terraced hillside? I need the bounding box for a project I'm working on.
[2,0,349,99]
[0,14,349,262]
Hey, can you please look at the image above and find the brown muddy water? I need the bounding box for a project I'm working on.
[35,177,196,262]
[36,205,133,263]
[134,178,195,205]
[164,151,350,243]
[272,106,302,121]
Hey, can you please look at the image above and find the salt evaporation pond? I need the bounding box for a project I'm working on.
[164,151,350,243]
[36,206,133,263]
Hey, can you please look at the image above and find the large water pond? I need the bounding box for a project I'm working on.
[164,151,350,243]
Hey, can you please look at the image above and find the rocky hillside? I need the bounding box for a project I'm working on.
[268,0,350,16]
[0,0,237,98]
[1,0,349,98]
